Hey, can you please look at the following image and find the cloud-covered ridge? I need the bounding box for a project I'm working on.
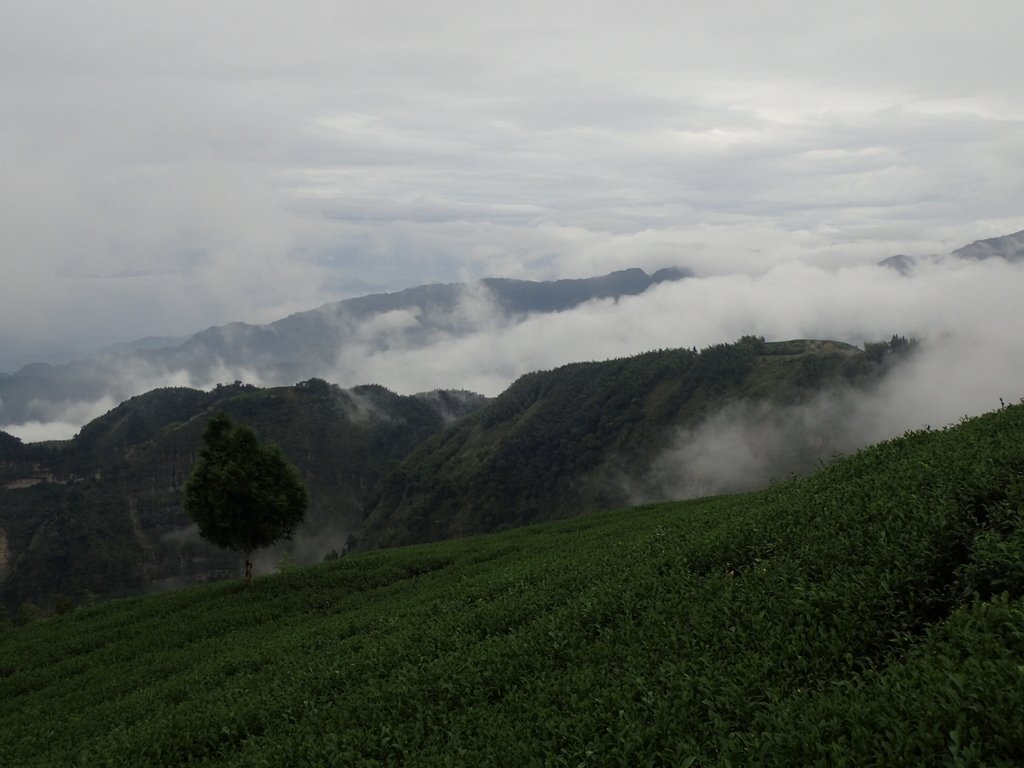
[3,230,1024,443]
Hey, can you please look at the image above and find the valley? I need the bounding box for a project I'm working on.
[0,336,916,616]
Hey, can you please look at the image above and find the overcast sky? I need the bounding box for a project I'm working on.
[3,0,1023,370]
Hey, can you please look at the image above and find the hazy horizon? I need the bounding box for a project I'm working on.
[5,244,1024,443]
[4,2,1024,365]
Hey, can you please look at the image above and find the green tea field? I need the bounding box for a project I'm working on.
[3,405,1024,766]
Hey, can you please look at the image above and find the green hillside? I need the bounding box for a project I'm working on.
[2,336,911,615]
[3,402,1022,766]
[0,381,488,614]
[359,336,913,549]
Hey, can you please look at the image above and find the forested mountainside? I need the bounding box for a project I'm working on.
[0,381,487,615]
[357,335,917,549]
[1,335,917,618]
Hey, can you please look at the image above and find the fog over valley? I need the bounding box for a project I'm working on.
[3,237,1023,447]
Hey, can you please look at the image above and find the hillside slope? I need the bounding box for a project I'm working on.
[0,381,487,613]
[359,336,914,548]
[952,227,1024,262]
[2,403,1023,766]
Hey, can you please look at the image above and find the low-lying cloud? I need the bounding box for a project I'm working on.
[325,253,1024,410]
[3,250,1023,450]
[2,396,120,442]
[632,331,1022,504]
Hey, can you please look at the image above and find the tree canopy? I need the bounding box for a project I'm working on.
[184,412,308,582]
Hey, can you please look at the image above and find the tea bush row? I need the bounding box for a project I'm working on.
[2,405,1023,765]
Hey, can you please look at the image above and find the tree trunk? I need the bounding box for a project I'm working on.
[244,550,253,585]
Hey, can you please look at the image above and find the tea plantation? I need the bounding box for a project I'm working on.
[2,404,1024,766]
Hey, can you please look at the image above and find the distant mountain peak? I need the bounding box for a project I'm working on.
[0,267,692,430]
[878,227,1024,272]
[477,267,690,314]
[651,266,694,283]
[951,229,1024,262]
[878,254,915,274]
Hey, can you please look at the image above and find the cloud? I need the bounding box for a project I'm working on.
[631,325,1024,504]
[3,1,1024,370]
[4,247,1023,444]
[311,254,1024,406]
[637,393,873,501]
[2,395,119,442]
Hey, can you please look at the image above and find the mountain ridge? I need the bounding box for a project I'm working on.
[878,227,1024,271]
[0,267,691,429]
[952,228,1024,262]
[356,335,915,550]
[0,335,914,614]
[0,380,490,614]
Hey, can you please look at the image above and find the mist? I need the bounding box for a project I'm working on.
[332,251,1024,506]
[1,396,120,443]
[4,248,1023,445]
[5,1,1024,376]
[633,334,1019,504]
[321,251,1024,410]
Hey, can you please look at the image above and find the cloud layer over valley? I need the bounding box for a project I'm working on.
[3,243,1023,450]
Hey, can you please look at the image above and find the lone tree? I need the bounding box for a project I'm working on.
[184,413,308,584]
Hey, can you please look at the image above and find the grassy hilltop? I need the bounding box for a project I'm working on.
[2,403,1024,766]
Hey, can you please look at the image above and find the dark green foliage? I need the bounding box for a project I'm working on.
[15,600,41,626]
[184,414,308,563]
[0,429,24,458]
[0,382,487,614]
[863,334,919,363]
[0,481,149,617]
[0,430,27,486]
[360,336,908,549]
[2,403,1023,765]
[958,473,1024,600]
[51,594,75,615]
